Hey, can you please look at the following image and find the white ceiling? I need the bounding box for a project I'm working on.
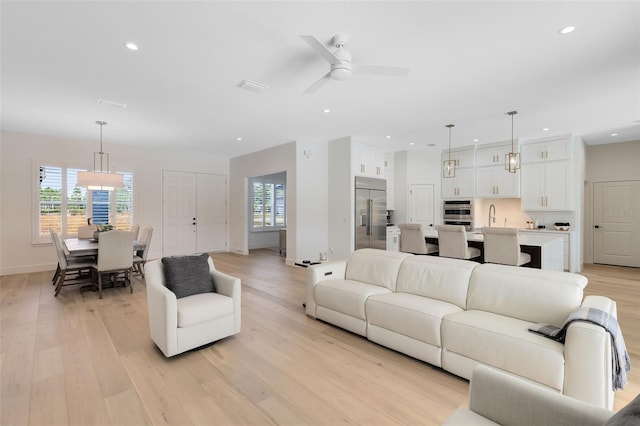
[2,1,639,158]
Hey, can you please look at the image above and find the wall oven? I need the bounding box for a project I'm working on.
[443,200,473,230]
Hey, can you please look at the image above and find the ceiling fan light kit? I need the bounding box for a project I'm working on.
[300,34,409,94]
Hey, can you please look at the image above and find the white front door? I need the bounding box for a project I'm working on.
[196,173,226,253]
[163,171,197,256]
[593,180,640,267]
[409,184,435,228]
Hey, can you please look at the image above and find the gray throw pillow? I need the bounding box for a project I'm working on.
[162,253,215,298]
[605,393,640,426]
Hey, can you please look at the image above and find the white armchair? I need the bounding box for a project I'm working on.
[145,256,241,357]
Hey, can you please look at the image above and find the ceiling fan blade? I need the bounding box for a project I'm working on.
[304,72,332,94]
[353,64,410,76]
[300,35,342,65]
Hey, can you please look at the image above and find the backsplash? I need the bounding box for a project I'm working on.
[473,198,575,230]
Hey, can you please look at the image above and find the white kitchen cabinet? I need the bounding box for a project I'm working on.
[475,142,514,167]
[385,152,395,210]
[386,226,400,251]
[441,146,475,169]
[521,161,572,210]
[475,166,520,198]
[442,168,474,199]
[353,142,385,178]
[521,137,570,163]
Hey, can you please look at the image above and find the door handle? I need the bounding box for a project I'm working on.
[594,225,600,229]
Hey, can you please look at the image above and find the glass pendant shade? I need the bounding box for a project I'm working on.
[443,124,456,178]
[505,111,520,173]
[77,121,123,191]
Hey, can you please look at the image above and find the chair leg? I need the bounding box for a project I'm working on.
[98,272,103,299]
[54,270,66,296]
[52,263,60,285]
[140,261,146,278]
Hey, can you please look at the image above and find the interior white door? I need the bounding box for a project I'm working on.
[409,184,435,228]
[196,173,226,253]
[163,171,197,256]
[593,180,640,267]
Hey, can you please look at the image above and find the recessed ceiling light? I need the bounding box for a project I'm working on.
[385,135,391,139]
[542,128,550,132]
[559,26,575,35]
[236,137,243,141]
[610,133,619,137]
[125,42,139,51]
[473,138,479,142]
[409,142,415,146]
[323,108,330,113]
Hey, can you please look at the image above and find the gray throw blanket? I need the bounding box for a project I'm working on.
[528,307,631,391]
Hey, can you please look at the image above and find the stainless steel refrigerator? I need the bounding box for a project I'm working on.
[355,176,387,250]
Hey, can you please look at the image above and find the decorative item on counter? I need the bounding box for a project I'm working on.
[554,222,570,231]
[526,221,534,229]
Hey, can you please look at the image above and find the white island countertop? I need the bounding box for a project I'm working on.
[423,229,564,271]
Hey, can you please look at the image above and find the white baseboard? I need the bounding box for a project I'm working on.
[1,262,57,276]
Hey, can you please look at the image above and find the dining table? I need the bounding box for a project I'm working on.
[64,237,146,257]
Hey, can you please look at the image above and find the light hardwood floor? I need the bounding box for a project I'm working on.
[1,250,638,425]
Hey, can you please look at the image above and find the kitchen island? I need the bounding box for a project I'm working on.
[423,229,564,271]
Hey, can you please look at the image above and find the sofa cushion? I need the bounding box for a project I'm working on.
[176,292,233,328]
[442,310,565,391]
[396,256,478,309]
[314,279,391,320]
[344,249,411,291]
[467,264,587,326]
[367,292,463,346]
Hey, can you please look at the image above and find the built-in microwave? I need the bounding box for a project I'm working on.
[443,200,473,230]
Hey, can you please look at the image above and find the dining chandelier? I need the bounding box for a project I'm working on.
[77,121,123,191]
[505,110,520,173]
[443,124,456,178]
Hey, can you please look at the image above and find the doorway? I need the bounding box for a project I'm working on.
[162,171,227,256]
[593,180,640,267]
[408,184,435,228]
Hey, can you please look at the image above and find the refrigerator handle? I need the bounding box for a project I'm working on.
[367,198,373,236]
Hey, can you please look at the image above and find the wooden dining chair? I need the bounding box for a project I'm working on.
[78,225,98,239]
[91,230,135,299]
[133,226,153,277]
[131,224,140,240]
[50,230,95,296]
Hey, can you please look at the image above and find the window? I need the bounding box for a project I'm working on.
[250,174,286,231]
[34,162,134,243]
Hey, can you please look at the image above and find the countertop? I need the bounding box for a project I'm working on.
[424,229,564,246]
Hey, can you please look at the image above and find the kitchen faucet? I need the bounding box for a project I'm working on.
[488,204,496,227]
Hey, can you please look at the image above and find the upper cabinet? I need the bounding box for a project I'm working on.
[353,142,385,178]
[442,146,475,199]
[385,153,395,210]
[521,138,570,163]
[520,136,573,211]
[474,141,520,198]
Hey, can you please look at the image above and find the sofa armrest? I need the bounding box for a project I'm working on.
[564,295,617,409]
[449,365,612,426]
[145,259,178,357]
[305,260,347,317]
[212,269,241,334]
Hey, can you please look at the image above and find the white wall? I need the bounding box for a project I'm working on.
[583,140,640,263]
[0,130,228,275]
[393,149,442,225]
[228,139,329,264]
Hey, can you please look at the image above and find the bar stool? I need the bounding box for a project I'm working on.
[482,227,531,266]
[435,225,481,260]
[398,223,438,254]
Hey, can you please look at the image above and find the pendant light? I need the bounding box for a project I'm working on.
[77,121,124,191]
[505,111,520,173]
[443,124,456,178]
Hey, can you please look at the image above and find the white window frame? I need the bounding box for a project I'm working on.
[249,175,286,232]
[32,160,135,244]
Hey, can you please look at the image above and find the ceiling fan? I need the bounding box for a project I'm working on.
[300,34,409,94]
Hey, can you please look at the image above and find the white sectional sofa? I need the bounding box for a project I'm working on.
[305,248,617,409]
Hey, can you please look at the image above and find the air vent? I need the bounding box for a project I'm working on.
[236,79,268,92]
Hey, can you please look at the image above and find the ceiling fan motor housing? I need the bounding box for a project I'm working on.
[330,48,352,80]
